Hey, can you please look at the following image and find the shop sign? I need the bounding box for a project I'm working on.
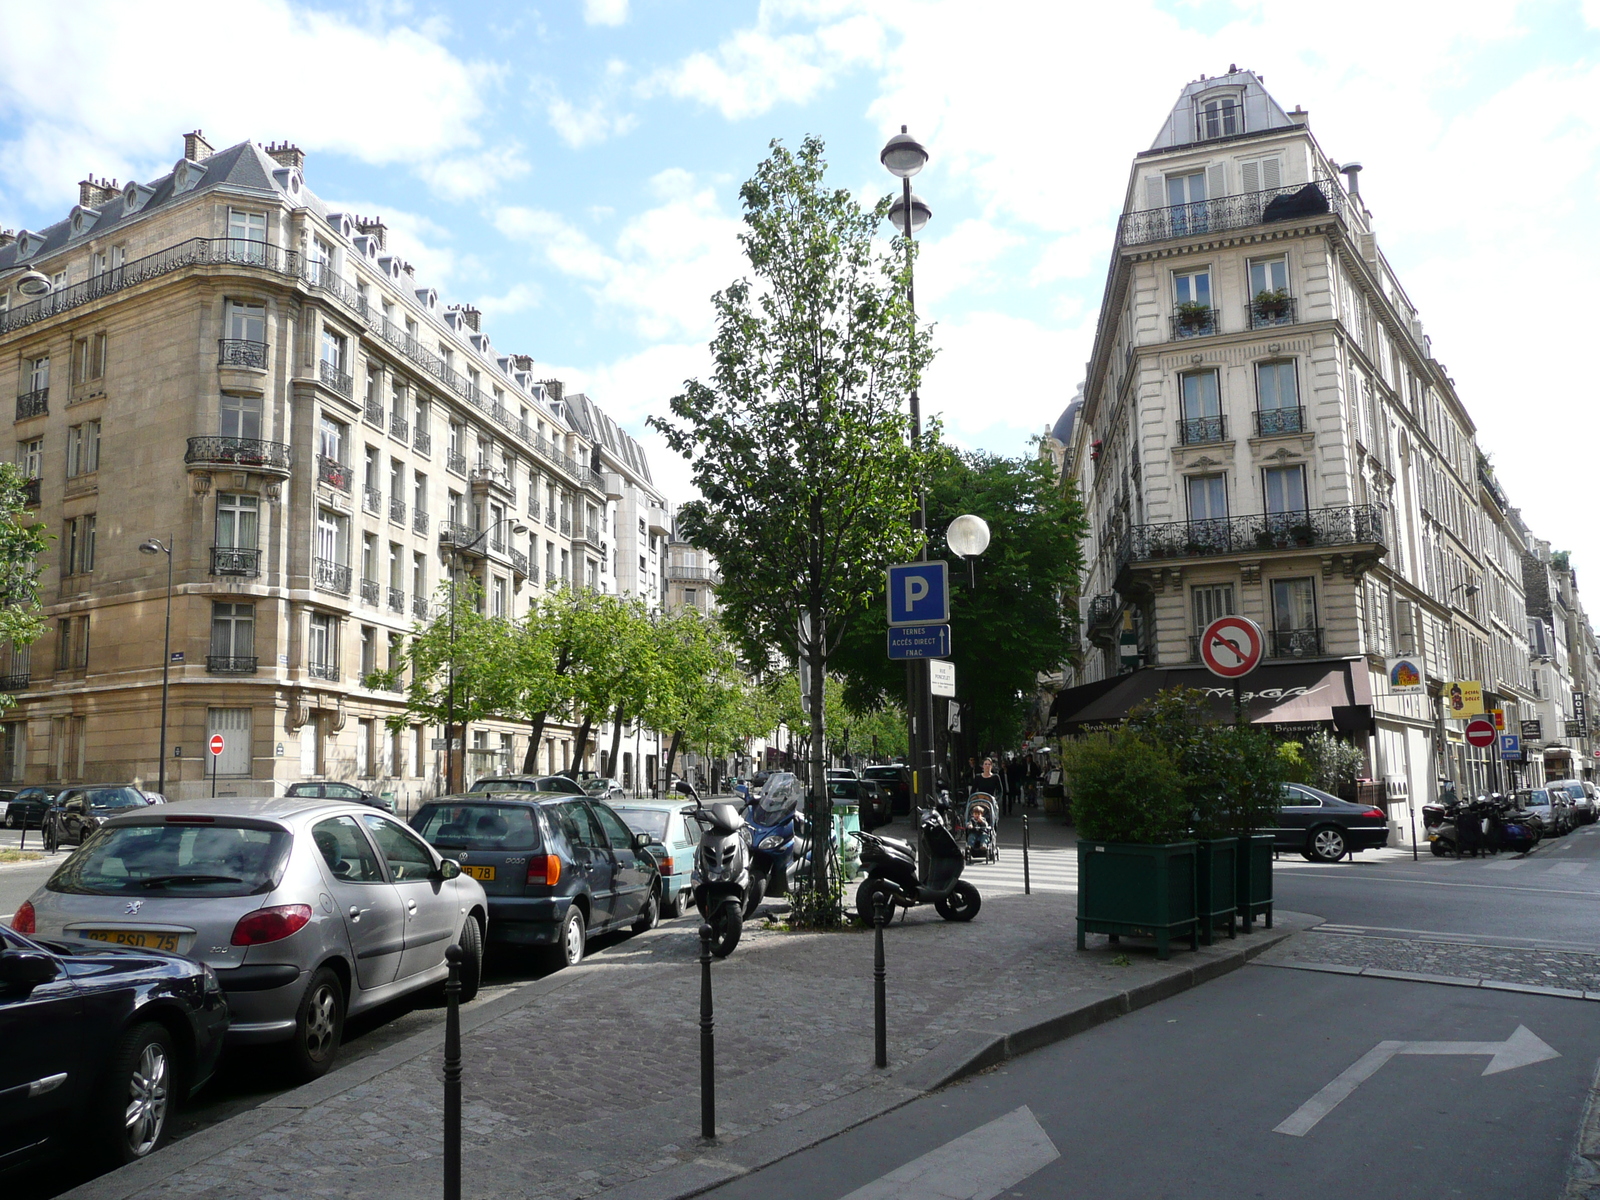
[1385,656,1425,695]
[1445,681,1484,717]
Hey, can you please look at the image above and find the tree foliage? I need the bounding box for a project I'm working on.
[0,464,47,712]
[1060,730,1188,844]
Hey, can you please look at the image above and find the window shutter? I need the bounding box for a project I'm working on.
[1241,161,1258,193]
[1145,177,1164,210]
[1206,163,1226,199]
[1394,598,1416,654]
[1262,157,1282,190]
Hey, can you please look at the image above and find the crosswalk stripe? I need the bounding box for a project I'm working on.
[838,1106,1059,1200]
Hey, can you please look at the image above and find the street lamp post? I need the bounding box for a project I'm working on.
[945,514,991,793]
[138,537,175,796]
[882,125,935,808]
[444,517,527,792]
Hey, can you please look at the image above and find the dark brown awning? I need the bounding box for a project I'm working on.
[1050,658,1373,736]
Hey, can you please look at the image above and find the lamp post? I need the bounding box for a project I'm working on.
[944,514,990,792]
[444,516,528,792]
[138,537,175,796]
[881,125,934,809]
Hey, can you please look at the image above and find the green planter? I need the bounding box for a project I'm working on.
[1193,836,1238,944]
[1235,833,1274,930]
[1076,839,1198,960]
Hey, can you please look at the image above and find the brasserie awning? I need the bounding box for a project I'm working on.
[1050,658,1374,736]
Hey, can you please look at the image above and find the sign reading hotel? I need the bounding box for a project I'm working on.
[1446,680,1484,718]
[1385,656,1425,696]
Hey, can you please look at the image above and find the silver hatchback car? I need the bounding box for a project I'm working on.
[18,797,487,1081]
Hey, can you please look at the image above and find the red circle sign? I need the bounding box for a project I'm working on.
[1465,716,1496,748]
[209,734,225,756]
[1199,616,1264,679]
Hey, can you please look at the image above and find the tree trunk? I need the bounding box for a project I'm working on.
[522,711,548,774]
[807,610,829,903]
[570,714,593,776]
[607,704,626,782]
[664,730,682,789]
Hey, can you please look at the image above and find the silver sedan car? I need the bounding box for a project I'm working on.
[18,797,487,1081]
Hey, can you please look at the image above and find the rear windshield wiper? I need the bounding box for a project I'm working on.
[137,874,247,889]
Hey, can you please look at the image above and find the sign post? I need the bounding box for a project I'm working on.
[1199,615,1265,725]
[209,733,224,799]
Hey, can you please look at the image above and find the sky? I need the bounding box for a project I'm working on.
[2,0,1598,577]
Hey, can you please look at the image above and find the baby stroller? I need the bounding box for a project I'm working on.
[963,795,998,864]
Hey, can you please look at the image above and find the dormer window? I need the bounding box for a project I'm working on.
[122,182,154,216]
[1196,91,1242,140]
[173,159,206,194]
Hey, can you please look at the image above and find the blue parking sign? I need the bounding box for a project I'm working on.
[887,561,949,627]
[1500,733,1521,760]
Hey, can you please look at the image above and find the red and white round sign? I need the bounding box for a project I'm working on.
[1465,715,1496,748]
[1199,616,1265,679]
[209,734,225,757]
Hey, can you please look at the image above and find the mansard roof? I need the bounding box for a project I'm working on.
[1147,67,1299,152]
[564,391,655,487]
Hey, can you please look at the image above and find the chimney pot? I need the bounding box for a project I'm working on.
[512,354,536,372]
[183,130,214,162]
[77,174,120,208]
[1340,161,1364,196]
[354,215,387,251]
[264,141,305,172]
[541,378,565,403]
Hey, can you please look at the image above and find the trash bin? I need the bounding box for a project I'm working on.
[832,802,861,878]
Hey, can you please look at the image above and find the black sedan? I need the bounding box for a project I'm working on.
[861,764,912,816]
[41,785,149,851]
[0,925,228,1170]
[827,777,890,829]
[283,780,391,811]
[2,786,64,831]
[1270,782,1390,862]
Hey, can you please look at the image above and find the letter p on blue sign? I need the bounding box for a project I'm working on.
[887,561,949,627]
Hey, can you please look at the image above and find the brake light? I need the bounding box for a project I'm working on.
[1362,808,1386,820]
[164,814,215,824]
[657,856,674,876]
[12,901,34,934]
[525,855,561,887]
[230,904,312,946]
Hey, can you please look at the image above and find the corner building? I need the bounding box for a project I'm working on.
[1057,70,1547,839]
[0,133,638,801]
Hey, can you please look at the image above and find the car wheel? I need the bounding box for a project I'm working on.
[454,916,483,1003]
[632,886,660,934]
[97,1021,175,1165]
[289,967,346,1082]
[550,905,586,969]
[1309,826,1347,864]
[4,809,15,829]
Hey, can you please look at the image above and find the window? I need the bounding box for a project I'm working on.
[1249,256,1289,297]
[211,602,255,661]
[49,715,86,781]
[492,576,507,617]
[364,445,381,492]
[72,334,106,385]
[1180,370,1220,421]
[684,588,698,607]
[388,543,403,591]
[316,509,348,563]
[226,301,266,343]
[361,533,378,584]
[449,421,465,458]
[228,208,267,244]
[1192,584,1235,635]
[1186,475,1228,523]
[56,615,89,670]
[589,802,636,851]
[1173,268,1211,308]
[221,393,263,440]
[320,329,346,371]
[309,237,333,285]
[311,816,384,882]
[356,719,372,776]
[216,493,259,548]
[1263,465,1307,515]
[1,721,24,781]
[359,814,435,881]
[1166,171,1206,207]
[18,439,42,479]
[360,627,377,678]
[1240,158,1282,194]
[308,613,339,673]
[318,416,345,463]
[1272,576,1318,633]
[1198,94,1240,139]
[391,379,406,418]
[1256,362,1298,411]
[413,471,428,512]
[63,514,96,574]
[388,631,404,675]
[413,553,426,600]
[66,421,100,476]
[26,355,49,394]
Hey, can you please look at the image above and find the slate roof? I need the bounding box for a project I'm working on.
[1147,68,1298,152]
[563,392,654,486]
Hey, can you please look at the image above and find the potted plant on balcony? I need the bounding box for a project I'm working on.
[1289,520,1317,547]
[1176,301,1212,331]
[1254,528,1276,550]
[1064,727,1197,960]
[1254,288,1291,317]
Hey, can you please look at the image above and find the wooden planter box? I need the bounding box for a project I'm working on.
[1076,839,1198,960]
[1194,836,1238,944]
[1235,833,1274,930]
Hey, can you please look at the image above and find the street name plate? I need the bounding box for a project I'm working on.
[888,623,951,660]
[930,659,956,697]
[431,738,448,750]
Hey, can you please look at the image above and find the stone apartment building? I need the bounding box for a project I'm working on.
[1051,69,1569,840]
[0,132,657,801]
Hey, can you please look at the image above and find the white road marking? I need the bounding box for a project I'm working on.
[838,1105,1060,1200]
[1274,1026,1560,1137]
[1547,862,1588,875]
[1275,872,1600,899]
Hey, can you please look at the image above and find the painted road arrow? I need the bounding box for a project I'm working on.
[1275,1025,1560,1137]
[838,1105,1058,1199]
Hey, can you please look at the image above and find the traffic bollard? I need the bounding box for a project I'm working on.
[699,923,716,1140]
[442,944,463,1200]
[873,893,888,1068]
[1022,814,1031,896]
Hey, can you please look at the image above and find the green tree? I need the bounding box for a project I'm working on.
[639,607,743,786]
[0,464,47,710]
[650,135,933,918]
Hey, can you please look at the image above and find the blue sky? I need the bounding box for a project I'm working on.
[3,1,1599,575]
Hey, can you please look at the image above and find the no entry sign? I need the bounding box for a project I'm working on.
[1465,715,1496,748]
[209,734,225,757]
[1199,616,1264,679]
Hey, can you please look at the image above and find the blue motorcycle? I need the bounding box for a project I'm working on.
[744,772,803,912]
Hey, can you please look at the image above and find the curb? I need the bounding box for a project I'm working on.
[1256,958,1600,1001]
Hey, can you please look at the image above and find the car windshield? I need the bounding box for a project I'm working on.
[863,768,899,781]
[614,808,670,841]
[415,804,541,851]
[1518,790,1551,806]
[84,787,147,809]
[470,777,577,795]
[582,779,614,795]
[48,824,290,896]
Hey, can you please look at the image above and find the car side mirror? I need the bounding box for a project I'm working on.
[436,858,462,881]
[65,799,86,814]
[0,950,59,990]
[633,831,652,852]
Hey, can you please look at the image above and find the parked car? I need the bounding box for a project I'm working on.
[861,764,912,816]
[611,800,698,917]
[826,768,858,780]
[16,796,486,1082]
[412,792,660,968]
[1516,787,1573,836]
[140,791,169,805]
[41,785,150,852]
[0,925,228,1168]
[284,780,391,812]
[826,777,890,830]
[1546,779,1593,827]
[582,777,627,804]
[1271,782,1390,862]
[2,785,62,831]
[469,774,586,796]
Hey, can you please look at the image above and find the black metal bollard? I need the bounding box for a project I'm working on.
[1022,814,1031,896]
[873,894,888,1068]
[443,943,463,1200]
[698,923,716,1140]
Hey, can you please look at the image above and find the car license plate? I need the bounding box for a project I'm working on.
[462,865,496,881]
[81,929,181,951]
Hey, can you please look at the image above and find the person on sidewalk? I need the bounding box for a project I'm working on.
[1006,753,1026,815]
[971,757,1002,801]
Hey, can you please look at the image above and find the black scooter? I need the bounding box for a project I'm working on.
[850,793,981,922]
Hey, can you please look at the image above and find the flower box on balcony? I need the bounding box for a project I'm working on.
[1253,288,1291,316]
[1290,523,1317,547]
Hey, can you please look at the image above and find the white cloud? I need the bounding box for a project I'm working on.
[414,144,532,204]
[324,201,468,291]
[918,311,1084,451]
[914,218,1022,304]
[474,283,543,319]
[583,0,630,26]
[543,60,639,149]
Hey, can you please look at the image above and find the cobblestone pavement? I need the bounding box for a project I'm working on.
[1258,926,1600,995]
[78,887,1282,1200]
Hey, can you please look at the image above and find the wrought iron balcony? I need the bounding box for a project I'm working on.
[16,388,48,420]
[0,671,31,692]
[1085,594,1119,628]
[545,566,560,586]
[387,586,405,613]
[362,485,382,515]
[1118,178,1346,247]
[21,478,40,508]
[447,451,467,476]
[389,411,409,441]
[509,548,529,578]
[559,516,572,536]
[414,427,431,455]
[583,468,607,495]
[317,456,351,492]
[577,525,604,551]
[307,661,340,682]
[218,339,269,369]
[318,359,352,398]
[1268,627,1325,658]
[413,596,431,620]
[207,655,258,675]
[545,506,557,526]
[314,558,352,595]
[363,398,384,428]
[1170,308,1219,340]
[413,509,430,536]
[1255,406,1306,437]
[439,522,488,556]
[665,564,722,583]
[210,546,260,577]
[360,578,380,605]
[186,436,292,475]
[1178,414,1226,445]
[1118,505,1385,570]
[389,496,406,524]
[1249,296,1298,329]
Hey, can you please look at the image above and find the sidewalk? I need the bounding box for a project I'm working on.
[69,870,1301,1200]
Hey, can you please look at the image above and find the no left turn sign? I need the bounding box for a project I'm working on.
[1199,615,1265,679]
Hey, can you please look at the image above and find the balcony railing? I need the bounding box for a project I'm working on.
[1255,406,1305,437]
[16,389,48,420]
[186,436,293,473]
[1085,594,1119,628]
[382,409,405,440]
[545,506,557,526]
[413,509,430,536]
[0,671,31,692]
[307,661,340,682]
[577,525,603,550]
[362,485,382,515]
[439,522,487,555]
[219,339,269,369]
[21,478,40,508]
[413,427,431,455]
[1268,627,1325,658]
[363,398,385,428]
[559,516,572,536]
[382,587,400,613]
[317,456,351,492]
[544,566,559,586]
[1119,505,1385,569]
[447,451,467,475]
[389,496,406,524]
[1118,178,1346,247]
[413,596,430,620]
[360,578,380,605]
[314,558,352,595]
[666,565,721,583]
[509,548,529,577]
[1178,414,1226,445]
[318,359,352,397]
[584,468,607,494]
[207,655,258,675]
[1249,296,1298,329]
[210,546,260,577]
[1170,308,1219,339]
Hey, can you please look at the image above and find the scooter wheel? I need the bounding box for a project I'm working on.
[1429,840,1446,857]
[709,901,742,958]
[934,881,981,922]
[856,879,898,924]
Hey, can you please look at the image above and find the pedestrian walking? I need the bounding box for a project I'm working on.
[971,757,1002,803]
[1005,754,1026,816]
